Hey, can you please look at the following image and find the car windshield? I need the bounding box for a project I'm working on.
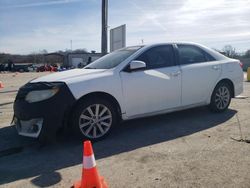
[84,46,142,69]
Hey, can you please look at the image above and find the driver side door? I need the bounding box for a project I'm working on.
[120,45,181,118]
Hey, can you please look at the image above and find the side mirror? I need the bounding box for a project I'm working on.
[129,60,146,71]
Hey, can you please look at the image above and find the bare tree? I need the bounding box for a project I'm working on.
[40,49,48,54]
[222,45,236,58]
[245,49,250,58]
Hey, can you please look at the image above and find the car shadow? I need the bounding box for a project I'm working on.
[0,107,237,186]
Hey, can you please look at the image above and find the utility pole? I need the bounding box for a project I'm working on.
[70,40,73,51]
[101,0,108,55]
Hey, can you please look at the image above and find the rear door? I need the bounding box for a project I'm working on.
[177,44,222,106]
[120,45,181,117]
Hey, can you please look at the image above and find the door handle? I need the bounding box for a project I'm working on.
[212,65,220,70]
[171,71,181,77]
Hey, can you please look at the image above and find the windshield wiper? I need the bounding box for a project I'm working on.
[84,67,96,69]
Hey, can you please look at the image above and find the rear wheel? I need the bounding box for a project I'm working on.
[209,82,232,112]
[72,98,117,141]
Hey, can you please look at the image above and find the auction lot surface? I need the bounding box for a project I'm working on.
[0,72,250,188]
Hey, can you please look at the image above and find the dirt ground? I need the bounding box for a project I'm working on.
[0,72,250,188]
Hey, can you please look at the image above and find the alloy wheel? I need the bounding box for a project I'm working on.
[215,86,230,110]
[78,104,112,139]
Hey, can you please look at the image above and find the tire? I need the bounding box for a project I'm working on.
[71,97,118,141]
[209,82,232,112]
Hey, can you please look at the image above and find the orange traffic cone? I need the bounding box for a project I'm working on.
[73,140,108,188]
[0,81,4,88]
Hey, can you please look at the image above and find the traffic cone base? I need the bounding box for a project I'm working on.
[100,176,108,188]
[73,176,107,188]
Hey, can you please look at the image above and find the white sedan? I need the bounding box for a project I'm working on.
[13,42,243,141]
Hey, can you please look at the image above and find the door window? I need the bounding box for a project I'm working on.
[178,45,214,65]
[136,45,175,69]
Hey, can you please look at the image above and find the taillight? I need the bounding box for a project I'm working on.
[238,61,243,69]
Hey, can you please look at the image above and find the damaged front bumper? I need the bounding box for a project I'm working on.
[13,82,75,139]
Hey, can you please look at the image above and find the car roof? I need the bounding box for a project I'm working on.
[121,42,202,50]
[144,41,203,46]
[139,42,227,60]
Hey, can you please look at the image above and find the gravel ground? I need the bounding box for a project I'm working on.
[0,72,250,188]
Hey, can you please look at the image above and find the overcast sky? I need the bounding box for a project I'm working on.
[0,0,250,54]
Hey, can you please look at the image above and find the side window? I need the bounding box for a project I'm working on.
[178,45,209,65]
[136,45,175,69]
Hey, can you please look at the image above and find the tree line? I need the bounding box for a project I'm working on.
[219,45,250,58]
[0,45,250,65]
[0,48,88,65]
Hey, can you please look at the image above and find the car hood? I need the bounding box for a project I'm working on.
[30,69,107,83]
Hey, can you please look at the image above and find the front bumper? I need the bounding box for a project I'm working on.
[13,82,75,138]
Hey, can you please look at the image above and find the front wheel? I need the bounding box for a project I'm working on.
[209,82,232,112]
[72,98,117,141]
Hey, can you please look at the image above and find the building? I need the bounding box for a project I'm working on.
[66,52,102,68]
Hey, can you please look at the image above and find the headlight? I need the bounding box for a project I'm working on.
[25,88,59,103]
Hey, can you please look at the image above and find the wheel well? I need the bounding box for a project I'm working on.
[216,79,235,97]
[68,92,122,125]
